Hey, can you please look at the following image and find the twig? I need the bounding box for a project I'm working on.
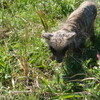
[69,55,82,65]
[81,77,100,83]
[70,73,86,79]
[65,77,100,83]
[9,90,32,94]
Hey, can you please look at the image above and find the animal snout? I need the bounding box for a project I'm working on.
[55,57,63,63]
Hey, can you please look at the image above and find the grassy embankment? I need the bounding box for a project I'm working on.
[0,0,100,99]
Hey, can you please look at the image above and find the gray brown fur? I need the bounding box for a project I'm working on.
[42,0,97,63]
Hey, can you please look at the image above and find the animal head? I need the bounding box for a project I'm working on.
[42,30,76,63]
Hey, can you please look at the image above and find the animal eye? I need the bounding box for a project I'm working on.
[49,46,56,55]
[62,46,69,53]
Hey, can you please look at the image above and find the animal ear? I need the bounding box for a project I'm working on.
[41,33,53,40]
[65,32,76,39]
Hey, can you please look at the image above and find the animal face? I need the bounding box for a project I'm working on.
[42,30,76,63]
[49,45,69,63]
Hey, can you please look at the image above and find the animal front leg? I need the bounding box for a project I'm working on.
[89,26,95,44]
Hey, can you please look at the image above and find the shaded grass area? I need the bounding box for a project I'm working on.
[0,0,100,100]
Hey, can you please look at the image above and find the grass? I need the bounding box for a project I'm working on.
[0,0,100,100]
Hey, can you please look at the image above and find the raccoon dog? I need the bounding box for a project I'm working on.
[42,0,97,63]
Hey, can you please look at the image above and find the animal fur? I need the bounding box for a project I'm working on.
[42,0,97,63]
